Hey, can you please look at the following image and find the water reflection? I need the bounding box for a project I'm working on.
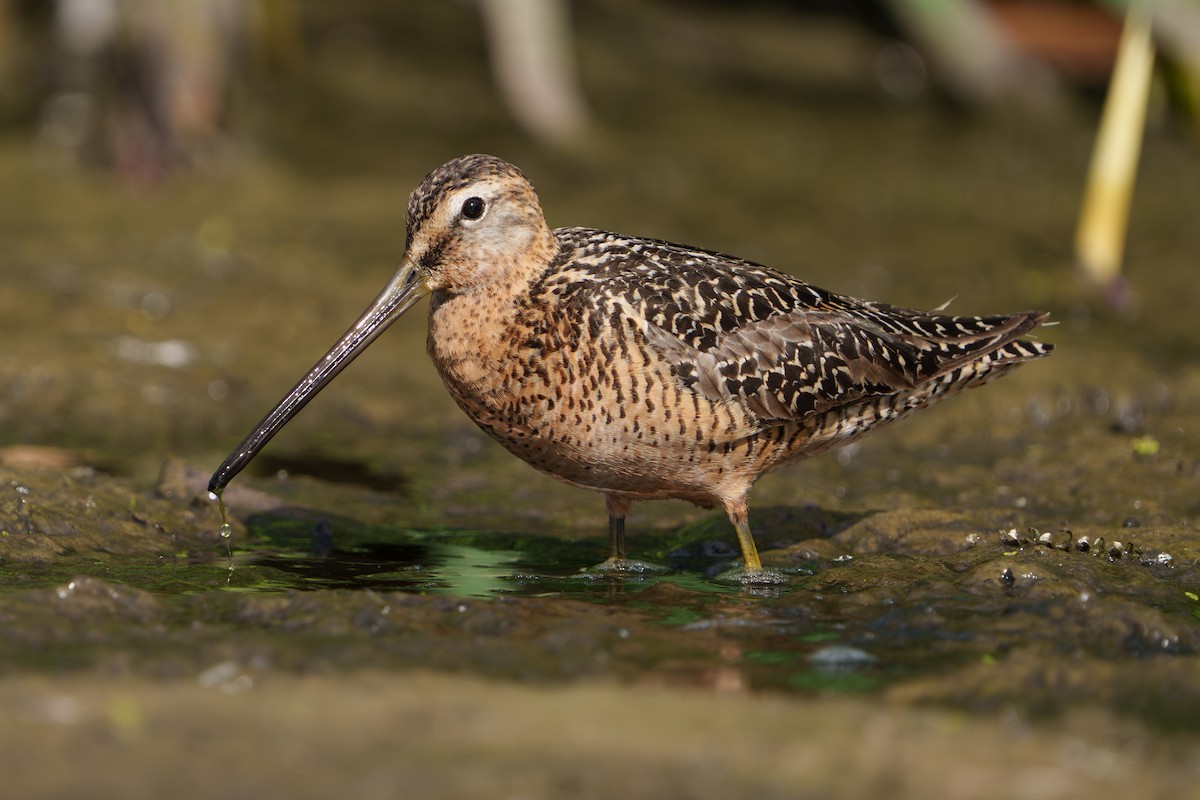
[238,525,750,599]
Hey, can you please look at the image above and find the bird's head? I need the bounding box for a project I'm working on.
[403,154,555,294]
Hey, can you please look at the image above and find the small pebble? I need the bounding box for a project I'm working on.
[807,645,877,667]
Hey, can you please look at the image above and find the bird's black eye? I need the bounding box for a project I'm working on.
[461,196,485,220]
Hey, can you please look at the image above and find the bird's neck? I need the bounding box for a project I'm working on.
[428,287,513,373]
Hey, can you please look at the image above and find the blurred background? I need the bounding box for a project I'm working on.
[0,0,1197,492]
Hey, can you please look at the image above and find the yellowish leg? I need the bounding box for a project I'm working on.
[720,495,787,584]
[723,496,763,572]
[732,518,763,573]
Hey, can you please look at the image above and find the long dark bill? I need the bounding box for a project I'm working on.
[208,260,427,495]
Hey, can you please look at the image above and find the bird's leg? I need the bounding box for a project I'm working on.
[716,497,784,585]
[722,496,764,573]
[608,516,626,560]
[588,494,665,574]
[586,494,664,574]
[605,493,630,560]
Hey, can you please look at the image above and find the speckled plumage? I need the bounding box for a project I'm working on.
[211,154,1053,579]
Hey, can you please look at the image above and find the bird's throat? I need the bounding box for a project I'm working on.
[427,289,520,397]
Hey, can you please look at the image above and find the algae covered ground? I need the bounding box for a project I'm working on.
[1,3,1199,798]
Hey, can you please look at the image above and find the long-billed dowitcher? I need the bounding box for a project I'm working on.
[210,154,1053,580]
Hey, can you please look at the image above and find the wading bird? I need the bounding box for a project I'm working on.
[210,155,1052,581]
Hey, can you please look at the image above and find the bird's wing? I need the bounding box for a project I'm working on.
[646,304,1047,422]
[551,229,1045,424]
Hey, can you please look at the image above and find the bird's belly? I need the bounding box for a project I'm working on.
[492,417,716,496]
[491,418,751,500]
[441,362,795,500]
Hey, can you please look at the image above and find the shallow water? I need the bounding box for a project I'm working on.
[1,2,1199,797]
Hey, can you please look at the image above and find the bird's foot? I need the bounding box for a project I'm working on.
[713,566,789,586]
[586,557,669,575]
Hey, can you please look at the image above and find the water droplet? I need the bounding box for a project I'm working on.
[219,523,232,539]
[207,491,218,502]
